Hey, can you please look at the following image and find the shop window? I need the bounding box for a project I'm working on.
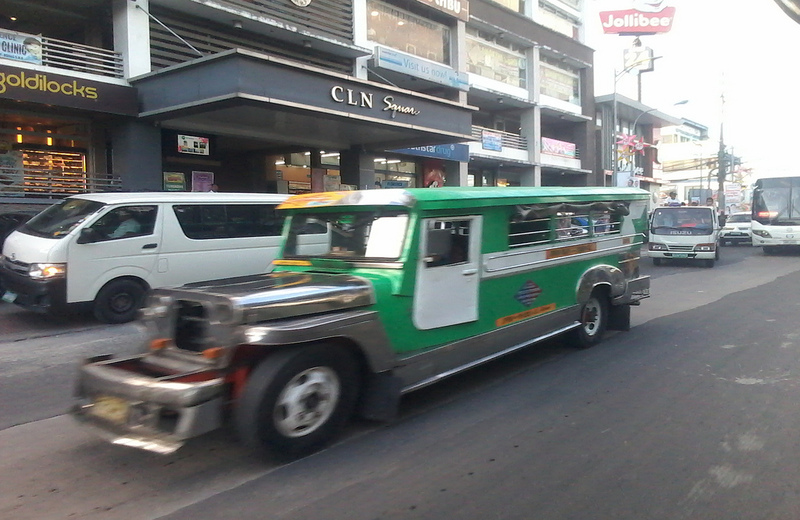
[487,0,522,13]
[540,55,580,105]
[538,3,581,39]
[465,28,527,89]
[366,0,451,66]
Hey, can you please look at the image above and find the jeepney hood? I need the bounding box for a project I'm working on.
[154,271,376,324]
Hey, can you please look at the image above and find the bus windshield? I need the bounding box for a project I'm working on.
[19,198,105,239]
[284,210,409,260]
[752,177,800,225]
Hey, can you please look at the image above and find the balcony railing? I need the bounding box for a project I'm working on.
[471,126,529,151]
[41,36,124,79]
[0,169,122,198]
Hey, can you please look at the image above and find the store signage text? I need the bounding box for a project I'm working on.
[414,0,469,22]
[0,70,97,98]
[330,86,420,119]
[374,46,469,91]
[599,7,676,34]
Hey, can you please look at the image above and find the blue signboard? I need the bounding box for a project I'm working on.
[390,143,470,162]
[481,130,503,152]
[374,46,469,91]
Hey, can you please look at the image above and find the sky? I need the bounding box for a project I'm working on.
[585,0,800,180]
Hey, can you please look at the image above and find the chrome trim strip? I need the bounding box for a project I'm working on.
[400,322,580,394]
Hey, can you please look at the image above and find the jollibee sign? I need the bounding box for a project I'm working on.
[599,0,676,35]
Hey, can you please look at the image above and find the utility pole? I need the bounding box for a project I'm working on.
[717,126,727,215]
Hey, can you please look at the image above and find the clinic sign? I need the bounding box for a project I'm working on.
[0,30,42,65]
[599,1,676,35]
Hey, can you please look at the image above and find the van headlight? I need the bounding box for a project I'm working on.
[648,242,668,251]
[29,263,66,280]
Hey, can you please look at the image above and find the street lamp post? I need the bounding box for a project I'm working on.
[611,56,663,187]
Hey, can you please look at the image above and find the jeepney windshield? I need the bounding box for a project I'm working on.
[19,198,105,239]
[284,210,409,260]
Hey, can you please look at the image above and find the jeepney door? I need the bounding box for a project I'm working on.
[413,216,482,330]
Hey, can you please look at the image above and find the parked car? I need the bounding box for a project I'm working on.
[719,212,752,246]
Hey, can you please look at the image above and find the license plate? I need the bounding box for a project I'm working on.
[671,253,689,258]
[2,291,17,303]
[90,396,130,425]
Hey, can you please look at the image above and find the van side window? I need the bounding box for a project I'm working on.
[425,220,469,267]
[173,204,283,239]
[90,206,157,241]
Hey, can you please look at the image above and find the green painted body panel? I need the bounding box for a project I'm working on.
[275,187,651,355]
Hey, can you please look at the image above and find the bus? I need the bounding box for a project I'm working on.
[73,187,652,460]
[751,177,800,253]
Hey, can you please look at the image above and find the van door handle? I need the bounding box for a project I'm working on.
[143,243,158,249]
[462,268,478,276]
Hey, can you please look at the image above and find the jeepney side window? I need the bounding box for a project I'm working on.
[591,211,618,236]
[424,220,469,267]
[509,217,549,248]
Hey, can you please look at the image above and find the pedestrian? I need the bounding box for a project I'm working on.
[664,191,681,206]
[209,184,219,193]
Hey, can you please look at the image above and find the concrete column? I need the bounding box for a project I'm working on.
[111,121,162,191]
[339,149,376,190]
[113,0,151,79]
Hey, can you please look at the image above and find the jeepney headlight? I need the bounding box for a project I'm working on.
[29,263,66,280]
[141,294,172,319]
[648,242,667,251]
[695,243,716,252]
[752,229,771,238]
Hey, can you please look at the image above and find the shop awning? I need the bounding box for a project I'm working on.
[131,49,476,152]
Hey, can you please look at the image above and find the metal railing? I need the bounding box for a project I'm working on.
[471,126,529,151]
[41,37,124,79]
[0,169,122,198]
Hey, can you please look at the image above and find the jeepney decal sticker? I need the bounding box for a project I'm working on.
[278,191,348,209]
[515,280,542,307]
[546,242,597,260]
[496,303,557,327]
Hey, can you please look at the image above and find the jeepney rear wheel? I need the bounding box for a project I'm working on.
[571,290,608,349]
[235,344,360,461]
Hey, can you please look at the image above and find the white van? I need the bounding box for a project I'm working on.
[648,205,720,267]
[0,192,293,323]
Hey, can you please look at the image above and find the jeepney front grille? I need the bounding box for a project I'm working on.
[174,300,209,352]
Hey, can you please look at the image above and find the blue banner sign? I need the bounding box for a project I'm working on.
[391,143,470,162]
[374,46,469,91]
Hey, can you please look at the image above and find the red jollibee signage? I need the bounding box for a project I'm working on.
[599,6,676,34]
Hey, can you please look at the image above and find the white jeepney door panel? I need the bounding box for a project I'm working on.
[413,216,481,330]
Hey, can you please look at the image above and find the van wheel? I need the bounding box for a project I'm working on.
[704,258,715,268]
[235,344,360,461]
[571,290,608,349]
[93,279,147,324]
[652,257,663,266]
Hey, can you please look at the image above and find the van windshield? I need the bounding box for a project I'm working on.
[284,210,409,260]
[651,207,715,236]
[20,198,105,239]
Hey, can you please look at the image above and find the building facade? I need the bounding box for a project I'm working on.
[0,0,597,211]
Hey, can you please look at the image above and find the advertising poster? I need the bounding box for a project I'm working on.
[0,149,25,192]
[163,172,186,191]
[191,171,214,192]
[0,30,42,65]
[178,135,210,156]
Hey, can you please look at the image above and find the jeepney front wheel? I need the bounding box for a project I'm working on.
[571,290,608,349]
[235,344,360,461]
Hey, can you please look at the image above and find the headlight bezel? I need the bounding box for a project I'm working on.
[28,263,67,280]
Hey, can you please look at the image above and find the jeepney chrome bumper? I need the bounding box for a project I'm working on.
[72,355,225,454]
[613,275,650,305]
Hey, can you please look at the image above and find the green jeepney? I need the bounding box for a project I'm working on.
[73,187,651,459]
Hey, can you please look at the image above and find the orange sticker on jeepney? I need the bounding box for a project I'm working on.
[496,303,557,327]
[546,242,597,260]
[277,191,349,209]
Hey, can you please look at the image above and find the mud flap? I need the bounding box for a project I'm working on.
[357,371,402,422]
[607,304,631,331]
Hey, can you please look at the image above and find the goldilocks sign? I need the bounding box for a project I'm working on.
[0,64,138,116]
